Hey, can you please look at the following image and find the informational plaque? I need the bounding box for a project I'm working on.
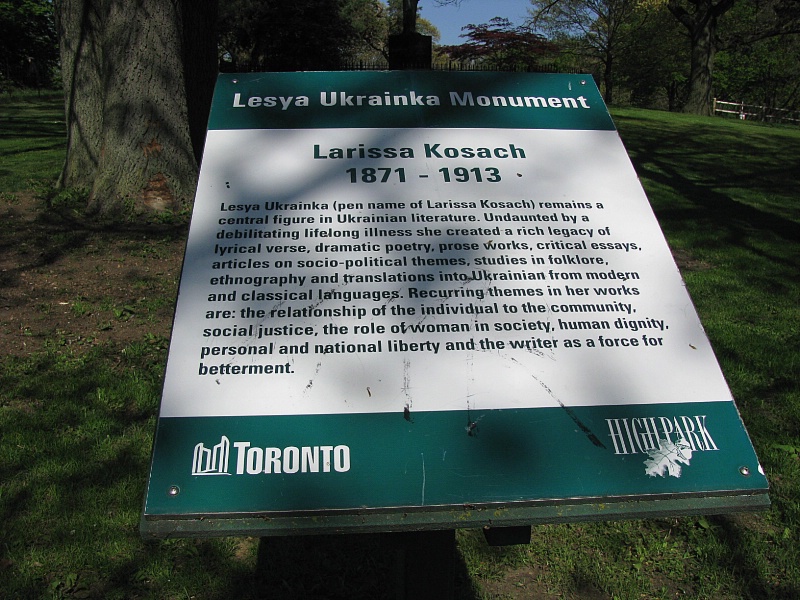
[141,72,768,538]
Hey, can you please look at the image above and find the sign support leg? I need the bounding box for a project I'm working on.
[393,530,455,600]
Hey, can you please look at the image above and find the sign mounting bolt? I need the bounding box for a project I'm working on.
[739,466,751,476]
[168,485,181,496]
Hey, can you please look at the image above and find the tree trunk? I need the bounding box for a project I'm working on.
[55,0,217,216]
[668,0,734,116]
[56,0,105,191]
[683,12,717,115]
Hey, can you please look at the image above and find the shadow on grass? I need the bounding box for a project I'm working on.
[616,116,800,248]
[709,515,800,600]
[0,346,482,599]
[218,534,481,600]
[0,93,64,133]
[615,111,800,436]
[0,197,188,293]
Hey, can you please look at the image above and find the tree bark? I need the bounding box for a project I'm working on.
[668,0,734,115]
[55,0,217,216]
[684,16,716,115]
[56,0,104,191]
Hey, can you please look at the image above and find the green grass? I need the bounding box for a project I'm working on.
[0,91,66,191]
[1,98,799,598]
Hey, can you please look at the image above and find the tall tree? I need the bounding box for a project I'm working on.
[218,0,359,72]
[346,0,439,64]
[716,34,800,110]
[216,0,439,68]
[615,4,687,109]
[341,0,391,62]
[529,0,652,104]
[666,0,735,114]
[666,0,800,114]
[386,0,440,38]
[54,0,217,215]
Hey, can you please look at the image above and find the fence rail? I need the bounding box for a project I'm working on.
[713,99,800,125]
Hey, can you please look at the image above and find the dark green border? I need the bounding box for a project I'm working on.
[143,403,768,537]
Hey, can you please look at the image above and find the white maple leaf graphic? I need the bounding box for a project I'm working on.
[644,438,693,478]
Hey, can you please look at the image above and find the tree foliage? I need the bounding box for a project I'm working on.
[217,0,440,70]
[528,0,800,113]
[218,0,361,72]
[392,0,456,35]
[0,0,58,87]
[665,0,736,114]
[341,0,393,62]
[661,0,800,114]
[714,0,800,109]
[440,17,557,70]
[614,4,687,109]
[529,0,654,103]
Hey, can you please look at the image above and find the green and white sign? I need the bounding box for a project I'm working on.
[141,72,768,537]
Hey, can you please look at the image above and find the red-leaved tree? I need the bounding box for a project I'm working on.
[439,17,558,70]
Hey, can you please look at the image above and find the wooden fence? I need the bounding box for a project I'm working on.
[713,99,800,125]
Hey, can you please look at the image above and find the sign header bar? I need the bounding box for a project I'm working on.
[208,71,616,131]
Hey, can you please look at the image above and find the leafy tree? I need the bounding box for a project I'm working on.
[218,0,361,72]
[615,3,687,109]
[341,0,392,62]
[714,1,800,110]
[439,17,557,70]
[54,0,218,215]
[0,0,58,88]
[529,0,653,104]
[665,0,736,115]
[666,0,800,115]
[217,0,429,70]
[344,0,442,66]
[716,35,800,110]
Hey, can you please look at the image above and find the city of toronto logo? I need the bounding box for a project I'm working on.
[191,435,351,476]
[192,436,231,475]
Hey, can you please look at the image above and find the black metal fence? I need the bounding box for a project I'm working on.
[340,60,582,74]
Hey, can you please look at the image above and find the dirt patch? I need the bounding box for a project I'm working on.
[0,192,187,358]
[670,247,713,271]
[478,564,565,599]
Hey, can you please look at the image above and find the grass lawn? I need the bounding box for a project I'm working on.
[0,91,65,191]
[1,92,798,599]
